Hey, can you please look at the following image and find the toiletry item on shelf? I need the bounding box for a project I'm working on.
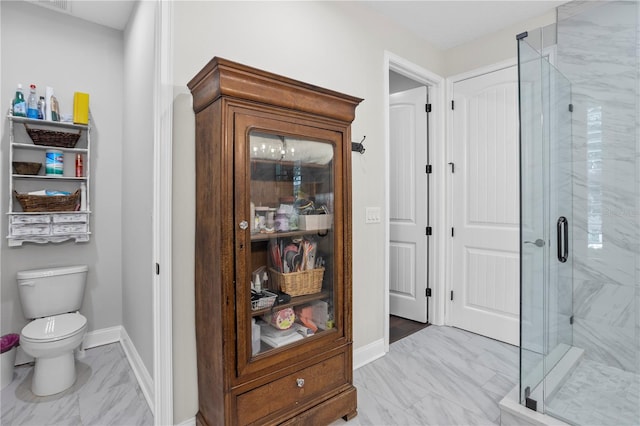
[80,182,87,211]
[45,149,64,176]
[75,154,83,177]
[12,84,26,117]
[27,84,38,119]
[73,92,89,125]
[27,190,71,196]
[37,96,45,119]
[50,94,60,122]
[45,87,53,121]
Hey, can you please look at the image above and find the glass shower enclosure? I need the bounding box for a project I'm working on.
[518,26,574,414]
[517,2,639,424]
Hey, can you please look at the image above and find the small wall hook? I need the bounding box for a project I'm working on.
[351,136,366,154]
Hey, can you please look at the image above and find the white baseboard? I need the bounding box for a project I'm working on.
[353,338,386,370]
[176,417,196,426]
[84,326,122,349]
[120,327,154,415]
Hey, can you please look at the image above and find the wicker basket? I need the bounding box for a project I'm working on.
[269,268,324,297]
[12,161,42,175]
[14,190,80,212]
[25,125,81,148]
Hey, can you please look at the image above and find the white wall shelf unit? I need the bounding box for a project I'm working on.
[6,114,92,247]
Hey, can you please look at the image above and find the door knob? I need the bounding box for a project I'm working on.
[524,239,545,247]
[239,220,249,230]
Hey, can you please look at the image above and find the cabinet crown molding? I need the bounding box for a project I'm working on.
[187,57,363,121]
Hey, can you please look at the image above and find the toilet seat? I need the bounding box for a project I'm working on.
[21,313,87,343]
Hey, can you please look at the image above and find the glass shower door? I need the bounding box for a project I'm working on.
[518,29,573,411]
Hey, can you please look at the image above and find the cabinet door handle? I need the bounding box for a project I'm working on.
[239,220,249,230]
[296,378,304,388]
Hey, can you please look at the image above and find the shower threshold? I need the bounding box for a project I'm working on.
[499,345,584,425]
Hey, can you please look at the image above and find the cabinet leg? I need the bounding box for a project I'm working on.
[342,409,358,421]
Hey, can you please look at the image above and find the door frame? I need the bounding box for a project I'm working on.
[383,51,446,352]
[153,1,174,424]
[445,58,517,327]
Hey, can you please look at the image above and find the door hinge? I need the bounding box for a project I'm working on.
[569,315,574,325]
[156,263,160,275]
[426,103,432,113]
[451,227,455,237]
[450,290,454,301]
[426,288,432,297]
[451,100,455,110]
[426,226,432,236]
[568,103,574,112]
[425,164,432,174]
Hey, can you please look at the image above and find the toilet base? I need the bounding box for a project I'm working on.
[32,351,77,396]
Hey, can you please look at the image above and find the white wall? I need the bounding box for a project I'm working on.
[444,10,556,76]
[0,2,123,339]
[122,0,155,377]
[170,1,445,422]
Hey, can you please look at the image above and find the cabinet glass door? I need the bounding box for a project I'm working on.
[247,129,337,356]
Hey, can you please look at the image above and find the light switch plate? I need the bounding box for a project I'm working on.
[365,207,381,224]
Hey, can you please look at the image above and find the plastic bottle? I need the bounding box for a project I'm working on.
[37,96,45,119]
[12,84,26,117]
[80,182,87,211]
[27,84,38,119]
[50,94,60,121]
[75,154,83,177]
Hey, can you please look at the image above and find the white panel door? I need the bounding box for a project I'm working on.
[389,86,429,323]
[450,66,520,345]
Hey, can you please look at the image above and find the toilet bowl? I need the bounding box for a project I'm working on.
[17,265,88,396]
[20,313,87,396]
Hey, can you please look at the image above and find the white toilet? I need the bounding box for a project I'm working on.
[17,265,88,396]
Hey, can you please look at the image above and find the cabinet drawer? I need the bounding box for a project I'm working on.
[52,223,87,234]
[10,223,51,236]
[52,213,87,223]
[10,215,50,224]
[236,353,347,425]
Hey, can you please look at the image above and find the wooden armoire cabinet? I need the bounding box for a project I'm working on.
[188,57,362,425]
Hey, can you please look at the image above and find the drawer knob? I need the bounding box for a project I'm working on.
[239,220,249,230]
[296,378,304,388]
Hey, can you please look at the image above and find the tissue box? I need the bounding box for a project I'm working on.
[298,214,332,231]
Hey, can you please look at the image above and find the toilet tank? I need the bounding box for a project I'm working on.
[17,265,88,319]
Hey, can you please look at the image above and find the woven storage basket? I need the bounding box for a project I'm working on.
[269,268,324,297]
[14,190,80,212]
[25,125,81,148]
[12,161,42,175]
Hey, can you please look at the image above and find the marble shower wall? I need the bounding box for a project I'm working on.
[556,0,640,372]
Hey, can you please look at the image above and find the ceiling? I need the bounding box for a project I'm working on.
[27,0,135,31]
[30,1,567,50]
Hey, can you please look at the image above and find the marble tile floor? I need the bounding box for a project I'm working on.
[1,343,152,426]
[546,358,640,426]
[331,325,520,426]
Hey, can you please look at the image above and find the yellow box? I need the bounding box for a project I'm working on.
[73,92,90,125]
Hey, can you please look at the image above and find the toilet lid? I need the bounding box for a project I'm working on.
[22,313,87,342]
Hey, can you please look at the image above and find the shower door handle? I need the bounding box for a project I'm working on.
[557,216,568,263]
